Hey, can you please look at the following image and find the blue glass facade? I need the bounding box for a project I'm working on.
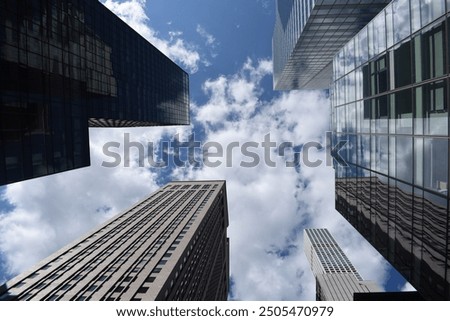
[331,0,450,299]
[0,0,189,185]
[272,0,390,90]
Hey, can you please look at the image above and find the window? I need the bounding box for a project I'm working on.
[423,24,445,80]
[137,287,148,294]
[394,41,412,88]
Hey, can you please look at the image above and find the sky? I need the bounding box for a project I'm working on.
[0,0,413,300]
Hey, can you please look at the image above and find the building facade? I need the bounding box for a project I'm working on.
[304,228,380,301]
[331,0,450,299]
[0,0,189,185]
[0,181,229,301]
[272,0,390,90]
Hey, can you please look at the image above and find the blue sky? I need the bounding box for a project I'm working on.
[0,0,411,299]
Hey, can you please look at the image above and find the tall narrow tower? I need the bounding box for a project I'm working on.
[304,228,380,301]
[0,181,229,301]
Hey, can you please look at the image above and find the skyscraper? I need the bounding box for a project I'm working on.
[0,0,189,185]
[331,0,450,299]
[0,181,229,301]
[272,0,390,90]
[304,228,380,301]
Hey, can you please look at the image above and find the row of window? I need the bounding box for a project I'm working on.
[333,79,449,136]
[334,0,449,80]
[333,19,448,107]
[336,133,449,195]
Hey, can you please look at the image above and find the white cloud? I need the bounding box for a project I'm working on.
[196,24,216,47]
[102,0,202,73]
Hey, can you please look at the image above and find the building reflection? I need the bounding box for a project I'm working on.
[336,175,449,300]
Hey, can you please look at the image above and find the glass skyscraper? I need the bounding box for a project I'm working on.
[304,228,380,301]
[331,0,450,299]
[0,0,189,185]
[0,181,229,301]
[272,0,390,90]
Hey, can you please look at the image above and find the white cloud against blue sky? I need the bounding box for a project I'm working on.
[0,0,412,298]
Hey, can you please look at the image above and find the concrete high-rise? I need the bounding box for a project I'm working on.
[0,0,189,185]
[304,228,380,301]
[272,0,390,90]
[0,181,229,301]
[331,0,450,299]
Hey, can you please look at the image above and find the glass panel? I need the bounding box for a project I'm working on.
[374,13,386,55]
[375,96,389,134]
[423,80,448,135]
[422,22,445,80]
[411,0,421,33]
[389,136,396,178]
[355,67,363,101]
[362,64,370,98]
[344,39,355,75]
[357,27,369,67]
[396,137,413,183]
[386,4,394,48]
[393,0,411,43]
[412,35,423,83]
[420,0,446,27]
[395,181,413,275]
[394,89,413,134]
[414,138,424,187]
[361,100,371,133]
[347,103,356,133]
[414,86,424,135]
[368,20,375,59]
[424,138,448,195]
[389,94,396,134]
[394,41,412,88]
[376,135,389,175]
[359,135,371,169]
[346,71,356,104]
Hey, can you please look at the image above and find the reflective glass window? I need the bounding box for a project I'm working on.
[346,103,356,133]
[393,89,413,134]
[374,96,389,134]
[368,20,376,59]
[394,41,412,88]
[337,106,346,133]
[346,71,356,104]
[422,23,445,80]
[424,138,448,194]
[361,100,371,133]
[362,64,370,98]
[389,136,396,178]
[422,80,448,136]
[414,138,424,187]
[410,1,421,34]
[355,67,363,101]
[374,13,386,55]
[414,86,424,135]
[396,136,413,184]
[374,135,389,175]
[356,27,369,67]
[358,135,370,169]
[392,0,411,43]
[412,35,423,83]
[386,4,394,48]
[420,0,445,27]
[344,39,355,75]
